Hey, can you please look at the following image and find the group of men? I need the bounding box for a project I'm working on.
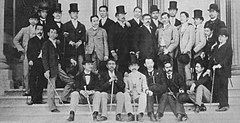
[13,1,232,122]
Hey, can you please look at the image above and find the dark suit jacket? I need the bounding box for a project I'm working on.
[42,39,60,78]
[204,18,226,42]
[192,72,212,91]
[150,19,163,35]
[143,69,167,95]
[74,71,101,92]
[133,25,158,60]
[100,70,125,94]
[27,36,45,62]
[128,19,143,52]
[99,18,115,51]
[209,42,232,78]
[63,21,86,59]
[164,72,186,94]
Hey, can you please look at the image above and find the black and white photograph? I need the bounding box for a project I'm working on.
[0,0,239,122]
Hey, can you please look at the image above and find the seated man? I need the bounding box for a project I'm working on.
[158,60,188,121]
[99,58,125,121]
[67,59,102,121]
[124,57,153,122]
[143,58,167,121]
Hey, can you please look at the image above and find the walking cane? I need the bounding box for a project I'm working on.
[47,78,64,105]
[110,79,115,112]
[84,86,93,121]
[210,69,215,108]
[168,88,177,100]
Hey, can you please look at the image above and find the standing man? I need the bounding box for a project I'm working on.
[205,28,232,112]
[193,10,206,59]
[109,5,131,73]
[99,5,115,54]
[133,14,158,70]
[155,12,179,68]
[204,4,226,44]
[63,3,86,73]
[13,13,39,96]
[158,61,188,121]
[168,1,181,27]
[67,59,102,121]
[26,23,46,105]
[37,2,49,38]
[177,11,195,81]
[85,15,109,72]
[99,59,125,121]
[128,7,143,54]
[143,58,167,121]
[150,5,163,35]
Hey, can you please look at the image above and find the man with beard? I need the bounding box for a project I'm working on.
[158,61,188,121]
[133,14,158,71]
[204,4,225,44]
[150,5,163,35]
[99,59,125,121]
[168,1,181,27]
[109,5,131,73]
[26,23,46,105]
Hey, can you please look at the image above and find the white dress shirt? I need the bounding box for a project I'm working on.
[84,71,91,85]
[71,19,78,28]
[101,17,107,26]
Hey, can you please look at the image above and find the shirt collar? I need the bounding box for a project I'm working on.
[54,19,61,22]
[40,18,46,21]
[210,17,217,21]
[134,17,140,23]
[49,38,56,44]
[71,19,78,22]
[37,35,42,40]
[84,70,91,75]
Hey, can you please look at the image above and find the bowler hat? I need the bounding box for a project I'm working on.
[208,4,219,12]
[219,28,229,37]
[69,3,79,13]
[53,3,62,12]
[29,13,39,19]
[178,54,190,64]
[168,1,178,10]
[116,5,126,15]
[150,5,159,13]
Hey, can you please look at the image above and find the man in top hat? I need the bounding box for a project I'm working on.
[193,10,206,60]
[124,55,153,122]
[109,5,131,73]
[155,12,179,69]
[63,3,86,74]
[150,5,163,35]
[37,2,49,38]
[67,59,102,121]
[99,6,115,54]
[204,4,226,44]
[13,13,39,95]
[205,28,232,112]
[168,1,181,27]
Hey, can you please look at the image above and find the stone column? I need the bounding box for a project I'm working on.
[0,0,12,95]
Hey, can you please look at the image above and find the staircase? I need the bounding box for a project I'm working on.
[0,76,240,123]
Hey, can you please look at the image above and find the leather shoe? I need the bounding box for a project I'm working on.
[177,114,188,121]
[35,101,47,104]
[116,113,123,121]
[97,116,107,121]
[127,113,135,121]
[216,106,229,112]
[137,113,144,122]
[148,112,156,121]
[156,113,163,121]
[22,91,30,96]
[200,104,207,111]
[194,105,200,113]
[59,100,70,104]
[92,111,98,121]
[27,101,34,105]
[51,109,60,112]
[67,111,75,121]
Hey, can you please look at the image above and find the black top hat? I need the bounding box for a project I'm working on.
[193,9,203,19]
[150,5,159,13]
[168,1,178,10]
[69,3,79,13]
[219,28,229,37]
[38,2,49,11]
[178,54,190,64]
[129,54,139,65]
[208,4,219,12]
[116,5,126,15]
[53,3,62,12]
[82,55,94,65]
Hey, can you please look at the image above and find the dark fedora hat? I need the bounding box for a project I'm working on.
[178,54,190,64]
[150,5,159,13]
[53,3,62,12]
[116,5,127,15]
[193,9,204,20]
[208,4,219,12]
[69,3,79,13]
[168,1,178,10]
[38,2,49,11]
[219,28,229,37]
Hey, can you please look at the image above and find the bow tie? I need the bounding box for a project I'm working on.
[85,74,90,76]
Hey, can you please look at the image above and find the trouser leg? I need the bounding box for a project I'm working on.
[124,92,133,114]
[101,92,109,116]
[196,85,211,106]
[168,94,178,117]
[35,61,45,102]
[23,55,29,90]
[147,95,154,113]
[92,91,101,112]
[69,91,80,112]
[116,92,125,114]
[47,77,57,110]
[137,92,147,114]
[157,93,169,114]
[29,64,37,102]
[216,76,229,107]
